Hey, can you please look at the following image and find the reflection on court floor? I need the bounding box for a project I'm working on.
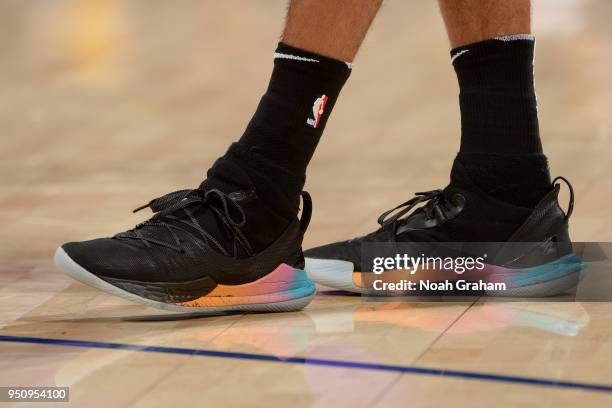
[1,0,612,406]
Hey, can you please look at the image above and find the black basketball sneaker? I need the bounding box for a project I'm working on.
[304,159,584,297]
[54,154,315,313]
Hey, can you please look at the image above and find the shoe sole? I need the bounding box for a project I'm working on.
[305,254,585,297]
[54,247,316,314]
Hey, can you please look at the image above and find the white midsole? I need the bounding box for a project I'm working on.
[305,257,364,293]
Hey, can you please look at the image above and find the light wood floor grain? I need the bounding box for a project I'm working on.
[1,1,611,407]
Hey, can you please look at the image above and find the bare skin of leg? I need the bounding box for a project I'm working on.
[438,0,531,48]
[282,0,383,62]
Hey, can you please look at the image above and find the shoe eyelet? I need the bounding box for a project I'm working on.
[451,193,466,207]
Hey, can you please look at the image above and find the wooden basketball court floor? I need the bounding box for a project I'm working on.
[1,1,611,406]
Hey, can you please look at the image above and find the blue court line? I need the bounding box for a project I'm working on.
[2,334,612,393]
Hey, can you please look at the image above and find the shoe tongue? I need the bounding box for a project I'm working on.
[188,156,256,257]
[136,156,263,258]
[199,156,255,194]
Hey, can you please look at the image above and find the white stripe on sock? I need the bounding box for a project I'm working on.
[451,49,470,63]
[494,34,535,42]
[274,52,319,63]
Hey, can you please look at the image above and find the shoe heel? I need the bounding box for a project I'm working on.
[176,264,316,312]
[486,254,586,297]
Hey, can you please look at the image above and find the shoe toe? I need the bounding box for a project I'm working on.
[60,238,157,280]
[305,257,358,291]
[304,240,362,265]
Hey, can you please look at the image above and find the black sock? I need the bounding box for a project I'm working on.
[451,35,551,208]
[201,43,350,252]
[455,152,552,209]
[234,43,351,212]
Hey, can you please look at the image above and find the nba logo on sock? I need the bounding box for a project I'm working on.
[306,94,328,128]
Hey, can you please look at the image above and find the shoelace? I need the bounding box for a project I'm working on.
[377,189,449,233]
[115,188,254,257]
